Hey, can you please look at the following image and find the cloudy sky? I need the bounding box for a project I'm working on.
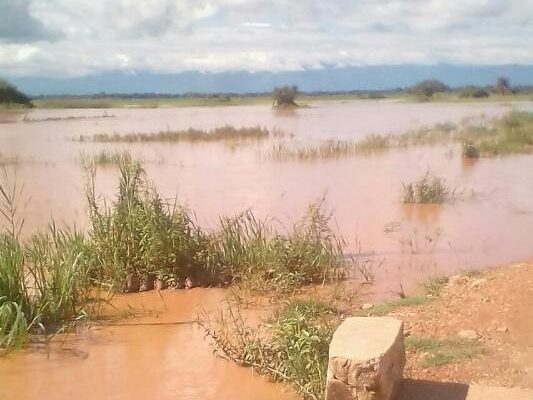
[1,0,532,77]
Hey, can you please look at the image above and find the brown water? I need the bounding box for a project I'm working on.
[0,289,298,400]
[1,100,533,399]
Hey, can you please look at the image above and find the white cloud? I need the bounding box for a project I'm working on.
[0,0,532,77]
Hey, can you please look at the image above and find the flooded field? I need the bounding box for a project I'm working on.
[1,100,533,399]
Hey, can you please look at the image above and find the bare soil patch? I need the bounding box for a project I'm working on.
[390,262,533,388]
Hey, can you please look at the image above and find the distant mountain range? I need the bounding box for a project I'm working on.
[8,64,533,96]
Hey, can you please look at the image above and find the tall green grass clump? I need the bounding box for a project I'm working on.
[0,171,94,349]
[85,160,345,292]
[209,200,345,292]
[85,160,210,291]
[201,298,340,400]
[402,173,451,204]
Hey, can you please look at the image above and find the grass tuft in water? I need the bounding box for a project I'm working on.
[78,150,135,168]
[402,173,451,204]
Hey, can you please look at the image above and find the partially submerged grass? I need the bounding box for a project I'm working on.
[0,170,96,349]
[473,111,533,155]
[211,200,345,292]
[86,161,345,292]
[270,135,390,160]
[402,173,451,204]
[77,125,275,143]
[200,297,340,400]
[406,335,484,367]
[269,111,532,161]
[78,150,135,168]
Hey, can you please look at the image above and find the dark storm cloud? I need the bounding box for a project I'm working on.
[0,0,61,42]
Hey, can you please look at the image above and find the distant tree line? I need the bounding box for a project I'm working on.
[2,76,529,105]
[407,76,515,99]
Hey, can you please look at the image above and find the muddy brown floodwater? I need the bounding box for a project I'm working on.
[0,289,299,400]
[1,100,533,399]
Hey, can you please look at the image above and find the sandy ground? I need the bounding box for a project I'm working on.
[389,261,533,389]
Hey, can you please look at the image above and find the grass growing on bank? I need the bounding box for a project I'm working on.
[355,276,449,317]
[406,335,484,367]
[200,298,340,400]
[77,125,275,143]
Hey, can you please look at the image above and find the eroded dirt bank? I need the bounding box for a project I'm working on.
[393,261,533,389]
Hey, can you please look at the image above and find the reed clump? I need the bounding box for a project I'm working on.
[85,161,211,291]
[209,200,345,292]
[402,173,451,204]
[200,298,340,400]
[0,171,95,349]
[77,125,273,143]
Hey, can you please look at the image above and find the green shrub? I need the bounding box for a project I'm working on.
[458,86,489,98]
[409,80,449,98]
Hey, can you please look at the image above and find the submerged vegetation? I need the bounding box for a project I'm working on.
[270,135,390,160]
[201,298,340,400]
[0,170,96,349]
[85,161,345,292]
[268,111,533,161]
[79,150,135,167]
[472,111,533,155]
[402,173,452,204]
[77,125,275,143]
